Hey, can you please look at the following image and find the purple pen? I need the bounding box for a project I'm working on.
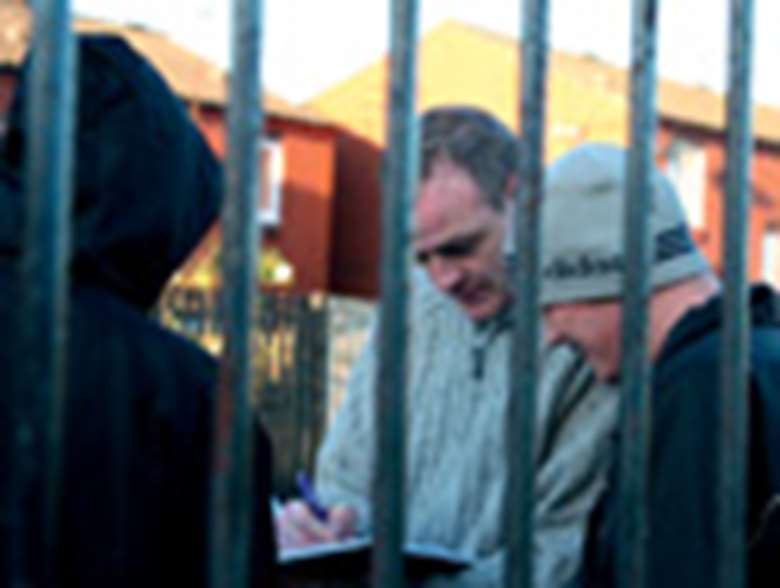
[296,470,329,522]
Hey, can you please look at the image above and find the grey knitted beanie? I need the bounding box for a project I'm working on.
[540,143,711,305]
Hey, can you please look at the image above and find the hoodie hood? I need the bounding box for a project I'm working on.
[0,35,222,310]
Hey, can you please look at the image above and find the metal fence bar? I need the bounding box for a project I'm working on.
[210,0,264,585]
[374,1,419,586]
[719,1,755,586]
[8,1,77,585]
[505,1,549,587]
[618,1,659,587]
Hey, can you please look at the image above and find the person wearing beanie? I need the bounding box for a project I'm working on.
[541,143,780,587]
[0,37,277,586]
[277,107,617,587]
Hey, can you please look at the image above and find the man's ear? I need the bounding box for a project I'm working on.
[502,198,516,256]
[503,174,519,204]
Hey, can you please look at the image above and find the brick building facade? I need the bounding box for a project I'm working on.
[0,4,338,294]
[310,21,780,298]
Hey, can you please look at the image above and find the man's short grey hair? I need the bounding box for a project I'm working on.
[420,106,522,210]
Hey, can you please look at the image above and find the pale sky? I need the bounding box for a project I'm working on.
[70,0,780,107]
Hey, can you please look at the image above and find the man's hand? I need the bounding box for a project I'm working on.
[276,500,358,549]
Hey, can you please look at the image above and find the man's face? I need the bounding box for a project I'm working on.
[413,158,510,321]
[543,299,623,382]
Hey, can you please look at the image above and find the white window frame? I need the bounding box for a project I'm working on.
[256,137,285,227]
[665,137,708,229]
[762,228,780,286]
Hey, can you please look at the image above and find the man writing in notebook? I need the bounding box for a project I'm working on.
[277,107,617,587]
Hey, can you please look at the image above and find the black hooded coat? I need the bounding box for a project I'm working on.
[579,286,780,588]
[0,36,275,587]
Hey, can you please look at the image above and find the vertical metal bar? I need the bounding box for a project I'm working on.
[373,1,419,586]
[504,1,549,587]
[210,0,263,586]
[618,2,659,588]
[719,1,754,587]
[8,1,77,585]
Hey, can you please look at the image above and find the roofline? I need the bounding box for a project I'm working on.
[449,20,780,146]
[0,9,331,128]
[308,18,780,147]
[189,98,335,129]
[660,113,780,152]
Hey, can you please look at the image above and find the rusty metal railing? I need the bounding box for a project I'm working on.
[719,2,755,587]
[8,1,77,586]
[617,2,659,587]
[374,1,419,587]
[505,1,549,587]
[5,0,758,587]
[210,0,264,586]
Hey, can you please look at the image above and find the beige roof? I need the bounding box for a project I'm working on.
[310,20,780,146]
[466,21,780,144]
[0,3,326,125]
[544,37,780,145]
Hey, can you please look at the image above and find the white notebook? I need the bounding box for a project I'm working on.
[280,537,473,579]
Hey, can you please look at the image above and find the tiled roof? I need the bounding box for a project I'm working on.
[540,33,780,145]
[0,3,326,126]
[310,20,780,146]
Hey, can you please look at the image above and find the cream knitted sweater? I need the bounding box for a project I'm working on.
[316,273,617,587]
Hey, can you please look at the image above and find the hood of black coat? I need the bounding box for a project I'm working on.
[0,35,222,310]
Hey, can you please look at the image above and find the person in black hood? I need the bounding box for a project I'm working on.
[0,36,276,586]
[540,143,780,587]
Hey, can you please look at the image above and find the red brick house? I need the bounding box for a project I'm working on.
[310,20,780,298]
[0,3,338,294]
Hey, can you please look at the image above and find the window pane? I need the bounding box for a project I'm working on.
[258,138,284,226]
[666,138,707,228]
[762,229,780,286]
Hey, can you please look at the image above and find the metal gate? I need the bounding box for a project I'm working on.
[159,286,329,497]
[3,1,756,587]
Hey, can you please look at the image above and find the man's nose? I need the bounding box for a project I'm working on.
[428,255,463,292]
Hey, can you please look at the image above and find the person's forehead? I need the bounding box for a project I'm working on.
[416,160,492,219]
[420,157,481,193]
[414,212,489,251]
[415,188,486,227]
[413,190,497,251]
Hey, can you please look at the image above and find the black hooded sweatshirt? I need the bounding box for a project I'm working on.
[580,285,780,588]
[0,37,276,587]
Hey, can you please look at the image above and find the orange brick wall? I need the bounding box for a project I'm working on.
[267,118,336,293]
[1,67,337,294]
[657,122,780,281]
[0,79,337,294]
[750,142,780,282]
[191,105,337,293]
[327,109,780,298]
[0,71,18,129]
[329,131,382,297]
[192,104,226,156]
